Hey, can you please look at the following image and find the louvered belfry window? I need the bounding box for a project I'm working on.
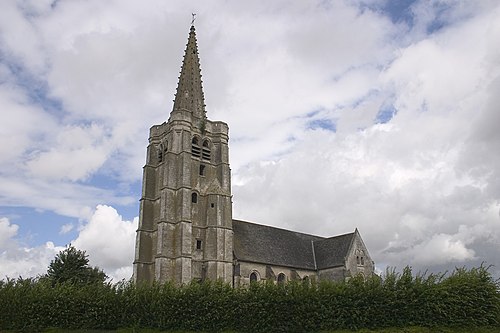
[191,137,201,158]
[202,140,211,161]
[192,137,210,161]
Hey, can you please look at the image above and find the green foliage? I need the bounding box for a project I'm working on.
[0,266,498,332]
[45,245,107,286]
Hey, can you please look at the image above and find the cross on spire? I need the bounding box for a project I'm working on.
[191,13,196,26]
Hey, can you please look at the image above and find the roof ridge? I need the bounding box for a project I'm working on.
[232,219,325,239]
[314,230,356,242]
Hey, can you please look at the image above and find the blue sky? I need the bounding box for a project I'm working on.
[1,0,499,281]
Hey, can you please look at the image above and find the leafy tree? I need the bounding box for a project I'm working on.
[46,245,107,285]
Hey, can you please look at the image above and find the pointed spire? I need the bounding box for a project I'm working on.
[172,24,206,119]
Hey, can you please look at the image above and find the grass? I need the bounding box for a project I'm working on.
[23,327,498,333]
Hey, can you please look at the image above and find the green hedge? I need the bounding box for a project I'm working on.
[0,266,498,332]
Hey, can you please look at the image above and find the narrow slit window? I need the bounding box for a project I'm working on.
[191,192,198,203]
[199,164,206,176]
[196,239,202,250]
[157,149,163,163]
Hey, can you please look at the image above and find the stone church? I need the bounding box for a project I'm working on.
[133,24,374,287]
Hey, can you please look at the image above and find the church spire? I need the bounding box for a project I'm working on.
[172,24,206,119]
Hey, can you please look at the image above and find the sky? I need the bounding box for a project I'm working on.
[0,0,499,282]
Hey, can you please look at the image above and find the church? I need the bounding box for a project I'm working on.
[133,24,374,287]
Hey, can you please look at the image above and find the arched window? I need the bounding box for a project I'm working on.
[191,137,201,158]
[277,273,286,285]
[157,142,168,163]
[249,271,259,283]
[201,140,211,161]
[360,257,364,265]
[356,256,360,265]
[199,164,206,176]
[191,192,198,203]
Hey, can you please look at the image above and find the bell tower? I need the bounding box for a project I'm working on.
[133,24,233,285]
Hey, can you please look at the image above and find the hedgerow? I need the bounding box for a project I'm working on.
[0,266,498,332]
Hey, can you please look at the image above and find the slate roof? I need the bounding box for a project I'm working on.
[313,233,356,269]
[232,219,356,270]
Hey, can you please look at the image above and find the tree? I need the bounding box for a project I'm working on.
[46,245,107,285]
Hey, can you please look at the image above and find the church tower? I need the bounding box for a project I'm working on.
[133,24,233,285]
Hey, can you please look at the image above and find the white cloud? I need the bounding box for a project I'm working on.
[0,217,18,246]
[384,232,476,266]
[0,0,499,279]
[72,205,138,282]
[232,1,500,274]
[26,124,110,182]
[59,223,74,235]
[0,205,137,282]
[0,84,56,167]
[0,217,63,279]
[0,176,134,220]
[0,1,47,73]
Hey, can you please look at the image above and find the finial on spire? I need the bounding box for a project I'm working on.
[191,13,196,26]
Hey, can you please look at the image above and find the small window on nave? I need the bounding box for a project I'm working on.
[277,273,286,285]
[250,271,258,283]
[302,276,310,286]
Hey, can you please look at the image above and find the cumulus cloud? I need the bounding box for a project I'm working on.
[0,206,137,282]
[73,205,138,282]
[0,217,63,279]
[0,217,18,246]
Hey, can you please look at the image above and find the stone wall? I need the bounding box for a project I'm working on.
[234,261,317,287]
